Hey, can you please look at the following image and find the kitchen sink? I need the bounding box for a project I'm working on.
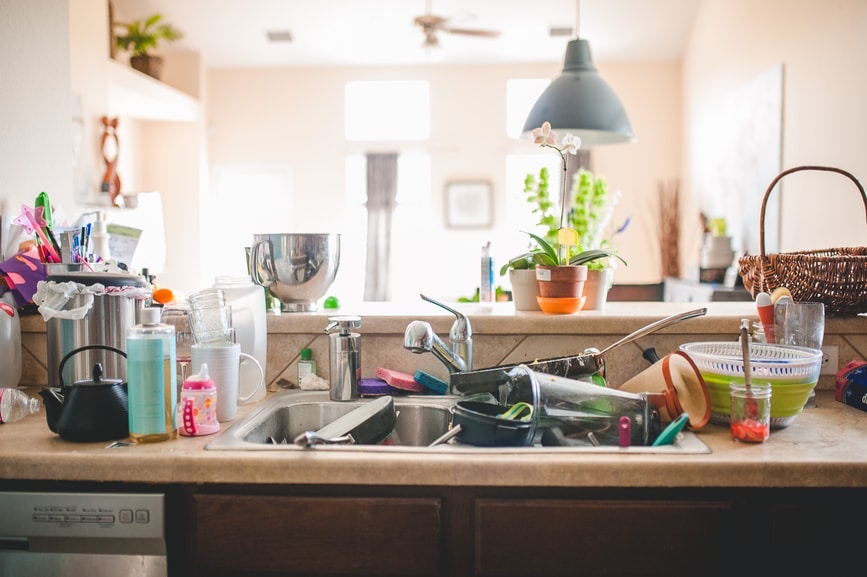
[205,389,712,454]
[205,391,455,451]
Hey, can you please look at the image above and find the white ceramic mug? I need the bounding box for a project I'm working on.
[191,342,264,421]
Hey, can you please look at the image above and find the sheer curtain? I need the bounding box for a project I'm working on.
[363,152,398,301]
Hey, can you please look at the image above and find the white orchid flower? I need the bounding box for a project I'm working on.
[560,133,580,155]
[531,121,557,146]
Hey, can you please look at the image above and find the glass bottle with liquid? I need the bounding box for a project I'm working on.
[127,307,178,443]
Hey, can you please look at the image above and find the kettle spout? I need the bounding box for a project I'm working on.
[38,388,64,433]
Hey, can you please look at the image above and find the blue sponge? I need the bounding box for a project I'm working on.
[414,370,448,395]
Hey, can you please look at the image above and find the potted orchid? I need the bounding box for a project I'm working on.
[502,122,626,311]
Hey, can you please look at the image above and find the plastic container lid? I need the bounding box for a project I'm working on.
[301,348,312,360]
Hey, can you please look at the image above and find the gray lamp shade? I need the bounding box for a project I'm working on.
[523,39,636,146]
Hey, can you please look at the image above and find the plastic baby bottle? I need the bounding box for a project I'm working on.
[180,363,219,436]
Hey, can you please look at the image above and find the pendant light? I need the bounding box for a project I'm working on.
[522,0,636,146]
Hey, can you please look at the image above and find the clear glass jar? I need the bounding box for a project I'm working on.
[729,382,771,443]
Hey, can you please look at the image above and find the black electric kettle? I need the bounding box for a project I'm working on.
[40,344,129,442]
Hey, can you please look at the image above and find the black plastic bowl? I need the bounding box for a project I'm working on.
[453,401,536,447]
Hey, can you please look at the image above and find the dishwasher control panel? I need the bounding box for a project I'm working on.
[0,492,164,539]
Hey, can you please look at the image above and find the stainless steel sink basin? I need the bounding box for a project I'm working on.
[205,391,455,451]
[205,390,712,454]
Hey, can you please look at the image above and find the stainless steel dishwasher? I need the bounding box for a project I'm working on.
[0,491,166,577]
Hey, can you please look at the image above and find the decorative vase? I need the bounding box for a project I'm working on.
[536,265,587,299]
[583,268,614,310]
[509,269,541,311]
[130,55,164,80]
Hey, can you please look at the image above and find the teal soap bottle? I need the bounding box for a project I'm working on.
[127,307,178,443]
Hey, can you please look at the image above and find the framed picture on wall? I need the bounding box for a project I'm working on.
[445,181,493,229]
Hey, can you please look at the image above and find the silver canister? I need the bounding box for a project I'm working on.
[324,316,361,401]
[44,272,149,387]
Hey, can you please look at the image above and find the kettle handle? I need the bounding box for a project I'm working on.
[58,344,127,390]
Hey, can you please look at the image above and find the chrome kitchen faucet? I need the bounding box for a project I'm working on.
[403,295,472,390]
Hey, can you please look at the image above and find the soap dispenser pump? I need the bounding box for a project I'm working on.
[324,315,362,401]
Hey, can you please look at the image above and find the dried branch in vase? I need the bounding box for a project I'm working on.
[658,179,680,278]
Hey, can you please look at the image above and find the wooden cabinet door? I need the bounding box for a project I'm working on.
[475,498,733,577]
[192,494,442,576]
[770,500,867,577]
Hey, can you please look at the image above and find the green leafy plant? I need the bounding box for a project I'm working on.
[523,167,558,244]
[115,14,183,57]
[499,231,626,276]
[500,170,629,275]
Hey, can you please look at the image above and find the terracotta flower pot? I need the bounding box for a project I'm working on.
[536,265,587,298]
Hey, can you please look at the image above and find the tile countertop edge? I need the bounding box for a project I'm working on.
[3,392,867,488]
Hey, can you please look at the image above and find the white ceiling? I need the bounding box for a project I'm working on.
[111,0,701,68]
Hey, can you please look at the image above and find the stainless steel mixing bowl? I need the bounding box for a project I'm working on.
[250,233,341,312]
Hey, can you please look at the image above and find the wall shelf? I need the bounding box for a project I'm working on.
[106,59,200,122]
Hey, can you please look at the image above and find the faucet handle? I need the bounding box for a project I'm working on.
[324,315,361,335]
[419,294,472,341]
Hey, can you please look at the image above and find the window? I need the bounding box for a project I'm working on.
[205,165,293,277]
[341,153,432,303]
[344,81,430,141]
[505,79,551,138]
[503,152,562,263]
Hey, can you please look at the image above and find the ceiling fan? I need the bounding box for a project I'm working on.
[413,0,500,48]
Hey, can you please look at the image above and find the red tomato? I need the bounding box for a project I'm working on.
[731,419,769,443]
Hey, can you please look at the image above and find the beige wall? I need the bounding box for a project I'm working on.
[684,0,867,257]
[0,0,74,245]
[207,59,683,299]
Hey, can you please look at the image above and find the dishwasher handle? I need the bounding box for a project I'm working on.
[0,538,29,551]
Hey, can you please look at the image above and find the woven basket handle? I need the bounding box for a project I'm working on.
[759,165,867,258]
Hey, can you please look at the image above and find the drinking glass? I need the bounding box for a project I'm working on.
[161,304,194,389]
[782,302,825,349]
[189,288,226,309]
[188,303,233,343]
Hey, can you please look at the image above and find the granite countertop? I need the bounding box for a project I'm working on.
[3,389,866,489]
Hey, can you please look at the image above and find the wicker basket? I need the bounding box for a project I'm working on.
[737,165,867,316]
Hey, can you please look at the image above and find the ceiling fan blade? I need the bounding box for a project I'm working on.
[441,27,500,38]
[414,14,446,29]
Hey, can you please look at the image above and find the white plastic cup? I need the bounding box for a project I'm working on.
[191,342,264,421]
[213,276,268,403]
